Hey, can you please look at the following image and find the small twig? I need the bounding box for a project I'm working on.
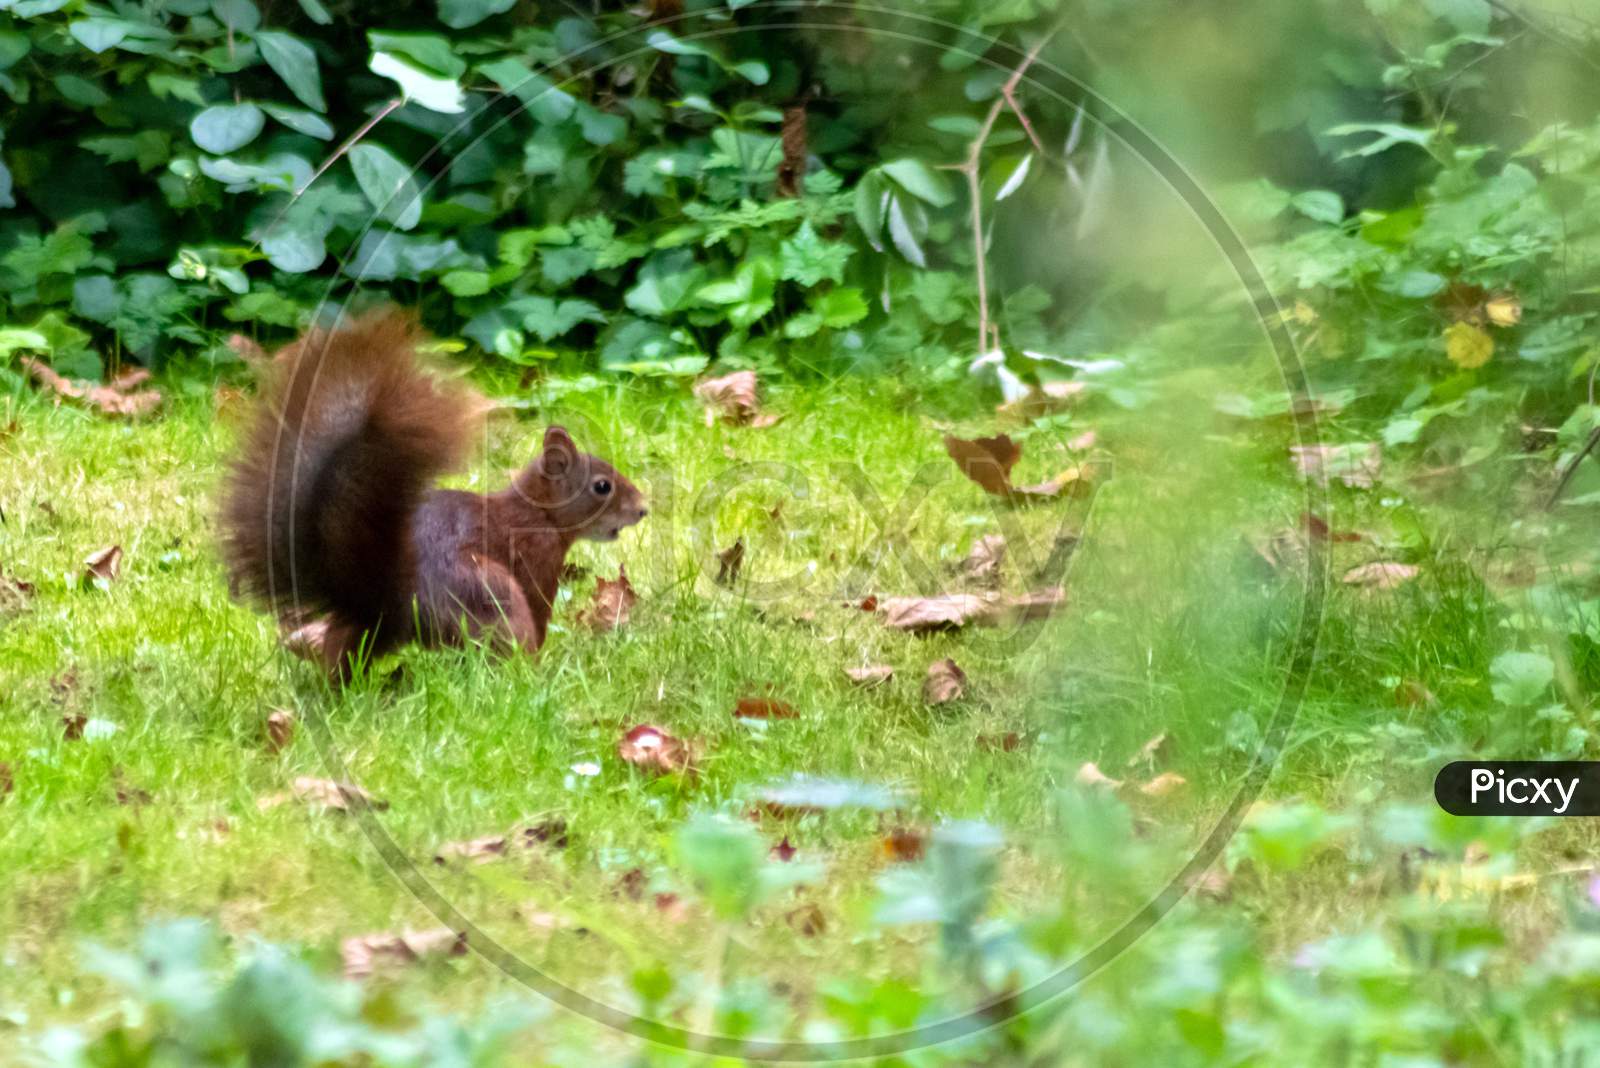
[956,34,1053,357]
[297,97,403,197]
[1547,424,1600,510]
[1002,84,1048,157]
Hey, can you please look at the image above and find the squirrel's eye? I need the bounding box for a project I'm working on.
[593,478,612,496]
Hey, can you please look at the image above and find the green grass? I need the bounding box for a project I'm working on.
[2,368,1596,1059]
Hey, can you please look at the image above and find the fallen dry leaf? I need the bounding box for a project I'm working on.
[264,710,295,753]
[694,370,781,427]
[1290,443,1381,489]
[579,567,636,632]
[976,731,1025,752]
[857,595,878,612]
[943,433,1021,496]
[82,545,122,587]
[786,903,826,936]
[616,867,647,900]
[0,761,12,798]
[770,836,797,862]
[434,834,508,865]
[341,928,466,980]
[1127,732,1170,770]
[62,711,86,741]
[1342,562,1418,589]
[844,664,894,686]
[1138,772,1188,798]
[1302,512,1361,543]
[1075,762,1121,790]
[22,357,162,418]
[618,724,694,775]
[257,776,387,813]
[735,696,799,720]
[958,534,1006,586]
[654,892,691,923]
[923,658,966,705]
[1485,292,1521,327]
[715,538,745,586]
[114,772,152,807]
[881,827,926,863]
[879,588,1066,633]
[1395,679,1437,708]
[1,572,36,607]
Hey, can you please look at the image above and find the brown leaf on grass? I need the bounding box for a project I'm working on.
[770,835,797,862]
[616,867,647,901]
[857,595,878,612]
[694,370,780,427]
[618,724,695,775]
[114,773,152,807]
[1395,679,1437,708]
[1138,772,1188,798]
[264,710,295,753]
[1290,443,1381,489]
[735,695,799,720]
[943,433,1022,497]
[1127,732,1170,770]
[879,588,1066,633]
[281,619,329,661]
[958,534,1006,585]
[579,567,636,632]
[881,827,926,862]
[1439,282,1522,328]
[1,572,36,603]
[1485,292,1522,327]
[22,357,163,418]
[654,892,691,923]
[341,928,466,980]
[257,776,388,813]
[976,731,1025,752]
[62,711,86,741]
[433,834,507,865]
[0,762,12,798]
[1342,562,1418,589]
[715,538,745,586]
[845,664,894,687]
[880,593,996,633]
[923,658,967,705]
[786,903,827,937]
[1302,512,1361,543]
[1075,762,1122,790]
[83,545,122,586]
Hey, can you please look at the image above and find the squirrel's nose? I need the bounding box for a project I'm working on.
[638,507,649,518]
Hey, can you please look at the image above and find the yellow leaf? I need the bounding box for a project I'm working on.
[1444,322,1493,369]
[1484,293,1521,327]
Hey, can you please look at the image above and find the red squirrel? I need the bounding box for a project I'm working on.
[221,308,647,677]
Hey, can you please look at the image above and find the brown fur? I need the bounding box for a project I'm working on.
[220,308,647,678]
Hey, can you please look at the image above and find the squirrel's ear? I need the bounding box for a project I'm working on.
[542,425,577,476]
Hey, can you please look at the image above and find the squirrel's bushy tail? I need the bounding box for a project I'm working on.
[222,309,479,647]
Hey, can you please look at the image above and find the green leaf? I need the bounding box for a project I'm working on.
[369,51,463,114]
[190,103,265,155]
[366,31,465,78]
[68,18,130,53]
[625,249,700,318]
[675,814,764,921]
[440,269,490,296]
[478,58,576,125]
[506,295,605,341]
[436,0,515,29]
[886,194,926,267]
[53,74,110,107]
[294,0,332,23]
[881,158,954,207]
[348,143,423,231]
[260,103,333,140]
[1291,189,1344,224]
[210,0,260,33]
[854,173,888,250]
[1491,651,1554,707]
[779,221,853,287]
[814,286,868,328]
[1327,122,1435,159]
[255,31,325,112]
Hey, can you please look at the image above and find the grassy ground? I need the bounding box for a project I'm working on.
[2,362,1597,1060]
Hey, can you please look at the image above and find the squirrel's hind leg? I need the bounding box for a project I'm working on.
[440,557,543,654]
